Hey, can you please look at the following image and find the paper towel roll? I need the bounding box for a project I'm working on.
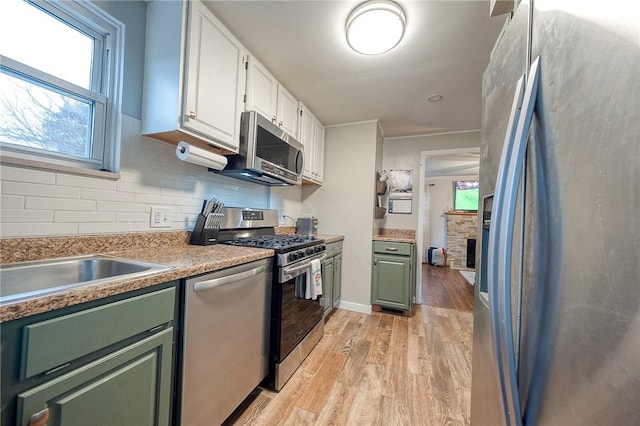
[176,141,227,170]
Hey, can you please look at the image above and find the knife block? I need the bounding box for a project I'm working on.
[190,214,220,245]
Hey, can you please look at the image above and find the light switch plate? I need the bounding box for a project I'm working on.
[150,206,172,228]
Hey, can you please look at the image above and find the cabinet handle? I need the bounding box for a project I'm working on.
[373,260,378,265]
[384,247,399,252]
[272,116,277,123]
[29,407,50,426]
[279,120,283,127]
[188,111,196,120]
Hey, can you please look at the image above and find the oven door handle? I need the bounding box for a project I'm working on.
[282,254,326,276]
[193,265,268,293]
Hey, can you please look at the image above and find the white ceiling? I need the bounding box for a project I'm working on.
[205,1,506,138]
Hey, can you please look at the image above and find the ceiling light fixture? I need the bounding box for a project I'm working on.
[428,94,443,102]
[346,0,406,55]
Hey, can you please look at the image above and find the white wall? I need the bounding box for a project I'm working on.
[0,116,278,237]
[381,131,482,232]
[301,121,380,313]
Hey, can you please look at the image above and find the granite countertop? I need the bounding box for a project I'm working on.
[0,236,273,323]
[318,234,344,244]
[373,235,416,244]
[0,230,346,323]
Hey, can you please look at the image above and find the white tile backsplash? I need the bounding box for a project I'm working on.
[81,189,136,202]
[25,197,96,211]
[55,174,118,191]
[2,209,54,223]
[0,115,281,238]
[54,211,116,223]
[1,223,78,237]
[3,181,82,199]
[0,166,55,184]
[1,195,25,209]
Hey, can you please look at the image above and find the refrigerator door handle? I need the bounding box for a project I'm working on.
[495,56,542,426]
[487,72,525,426]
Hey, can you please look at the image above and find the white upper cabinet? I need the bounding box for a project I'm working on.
[142,1,246,153]
[245,56,299,138]
[245,57,278,122]
[313,119,325,183]
[276,85,299,137]
[298,102,324,185]
[299,105,315,179]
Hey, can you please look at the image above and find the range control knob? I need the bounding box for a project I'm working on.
[288,253,297,262]
[305,248,314,256]
[314,245,325,253]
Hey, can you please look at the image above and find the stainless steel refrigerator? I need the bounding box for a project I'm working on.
[470,1,640,425]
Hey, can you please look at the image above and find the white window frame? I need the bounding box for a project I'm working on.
[0,0,124,173]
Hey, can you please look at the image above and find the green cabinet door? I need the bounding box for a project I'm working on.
[17,328,173,426]
[333,254,342,307]
[323,257,334,315]
[372,253,411,310]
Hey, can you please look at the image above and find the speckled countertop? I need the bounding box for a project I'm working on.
[318,234,344,244]
[276,228,344,244]
[0,230,345,323]
[0,232,273,323]
[373,228,416,244]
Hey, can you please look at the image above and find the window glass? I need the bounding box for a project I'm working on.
[0,0,93,89]
[0,71,93,158]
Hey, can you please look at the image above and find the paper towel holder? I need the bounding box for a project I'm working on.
[176,141,228,171]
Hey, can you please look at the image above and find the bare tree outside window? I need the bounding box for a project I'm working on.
[0,74,91,158]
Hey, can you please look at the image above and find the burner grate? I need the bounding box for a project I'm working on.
[223,234,321,251]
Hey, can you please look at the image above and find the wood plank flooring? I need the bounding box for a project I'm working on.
[420,264,475,312]
[224,265,474,426]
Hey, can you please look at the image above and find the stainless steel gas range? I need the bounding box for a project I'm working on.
[219,207,326,391]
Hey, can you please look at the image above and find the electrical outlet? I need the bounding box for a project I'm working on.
[150,206,172,228]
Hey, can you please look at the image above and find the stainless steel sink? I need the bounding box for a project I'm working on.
[0,255,171,305]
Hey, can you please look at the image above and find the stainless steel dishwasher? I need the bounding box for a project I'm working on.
[180,258,272,426]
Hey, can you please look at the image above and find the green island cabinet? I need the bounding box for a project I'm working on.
[322,240,343,316]
[0,282,178,426]
[371,241,415,311]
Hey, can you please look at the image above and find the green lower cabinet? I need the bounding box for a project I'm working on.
[333,254,342,307]
[371,241,414,311]
[322,241,343,316]
[17,328,173,426]
[323,257,334,315]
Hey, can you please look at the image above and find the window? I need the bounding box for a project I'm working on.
[0,0,123,172]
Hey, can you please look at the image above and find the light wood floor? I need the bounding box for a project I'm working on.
[225,266,475,426]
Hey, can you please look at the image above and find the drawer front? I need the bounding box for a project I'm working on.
[373,241,412,256]
[326,241,343,257]
[21,287,176,379]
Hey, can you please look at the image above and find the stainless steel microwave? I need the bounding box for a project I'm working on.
[215,111,304,185]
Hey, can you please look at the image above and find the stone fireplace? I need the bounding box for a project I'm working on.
[445,211,478,270]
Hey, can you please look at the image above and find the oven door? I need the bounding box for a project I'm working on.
[277,253,325,361]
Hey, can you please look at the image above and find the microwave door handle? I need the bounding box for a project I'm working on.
[295,150,304,176]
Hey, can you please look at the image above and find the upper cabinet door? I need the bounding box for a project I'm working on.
[245,56,278,122]
[313,120,325,183]
[299,103,315,179]
[184,2,245,151]
[276,85,299,138]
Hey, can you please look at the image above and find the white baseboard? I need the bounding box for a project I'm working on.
[336,301,372,315]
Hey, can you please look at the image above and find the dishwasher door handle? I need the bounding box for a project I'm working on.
[193,265,268,293]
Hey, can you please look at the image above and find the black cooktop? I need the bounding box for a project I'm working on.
[221,234,323,252]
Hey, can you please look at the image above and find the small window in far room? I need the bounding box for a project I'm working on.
[0,0,124,172]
